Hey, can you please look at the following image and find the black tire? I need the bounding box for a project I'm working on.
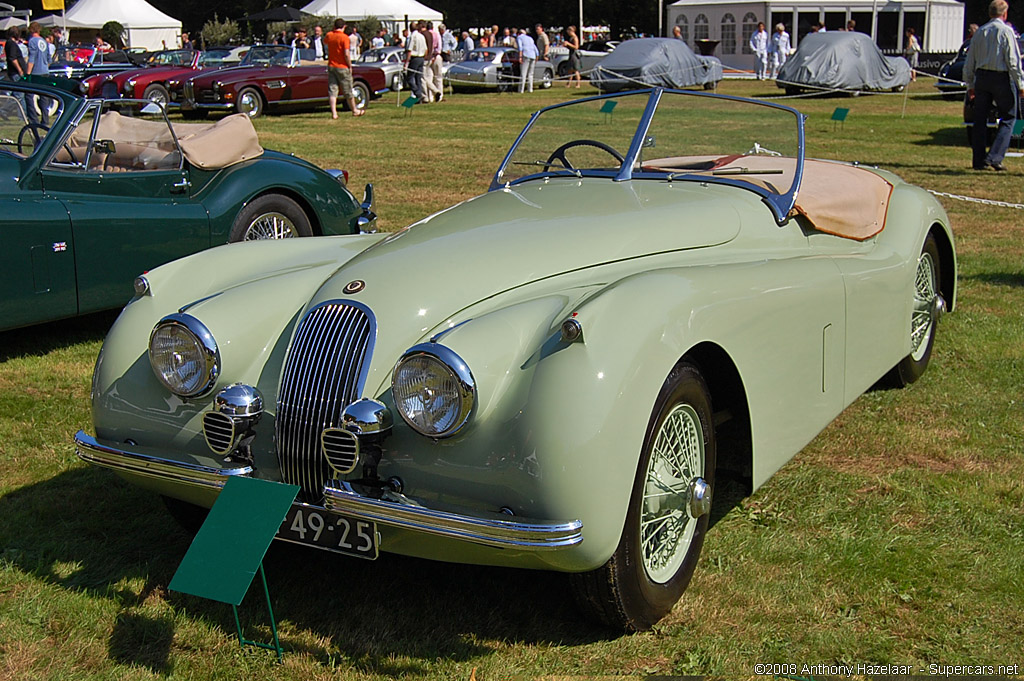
[236,87,264,118]
[162,496,208,535]
[571,361,716,632]
[351,81,370,110]
[557,61,569,77]
[703,81,716,91]
[541,69,553,89]
[785,85,799,96]
[229,194,313,242]
[883,234,942,387]
[143,83,170,106]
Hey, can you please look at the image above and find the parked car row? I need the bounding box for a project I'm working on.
[59,86,954,632]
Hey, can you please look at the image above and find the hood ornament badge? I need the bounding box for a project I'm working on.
[343,280,365,294]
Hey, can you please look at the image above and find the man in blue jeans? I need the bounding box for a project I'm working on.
[964,0,1024,171]
[25,22,50,126]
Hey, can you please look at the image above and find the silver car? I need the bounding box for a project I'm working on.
[549,40,619,78]
[445,47,554,92]
[355,46,406,91]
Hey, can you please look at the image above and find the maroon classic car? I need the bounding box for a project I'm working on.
[180,45,389,118]
[81,48,241,105]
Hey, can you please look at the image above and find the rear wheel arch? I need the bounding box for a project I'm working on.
[244,188,323,236]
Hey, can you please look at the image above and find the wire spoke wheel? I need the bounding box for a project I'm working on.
[910,251,937,361]
[244,211,299,240]
[641,403,704,583]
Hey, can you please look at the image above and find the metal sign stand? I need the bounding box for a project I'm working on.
[169,477,300,663]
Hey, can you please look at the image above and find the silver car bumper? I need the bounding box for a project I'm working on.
[74,430,584,550]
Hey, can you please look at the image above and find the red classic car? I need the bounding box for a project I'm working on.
[180,45,389,118]
[81,48,241,105]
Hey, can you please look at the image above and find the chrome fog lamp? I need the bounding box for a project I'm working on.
[203,384,263,457]
[392,343,475,438]
[149,313,220,398]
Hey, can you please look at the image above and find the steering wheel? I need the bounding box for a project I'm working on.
[544,139,624,172]
[17,123,48,155]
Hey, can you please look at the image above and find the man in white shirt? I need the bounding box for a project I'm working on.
[749,22,769,80]
[312,25,325,60]
[965,0,1024,170]
[403,21,427,100]
[769,23,791,79]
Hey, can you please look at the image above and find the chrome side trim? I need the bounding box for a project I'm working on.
[323,482,584,550]
[74,430,251,488]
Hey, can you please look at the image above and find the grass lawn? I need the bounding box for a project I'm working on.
[1,79,1022,680]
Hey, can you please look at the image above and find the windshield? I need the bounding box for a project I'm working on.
[199,49,232,66]
[241,45,291,66]
[497,89,804,221]
[54,46,95,64]
[0,84,64,159]
[150,50,194,66]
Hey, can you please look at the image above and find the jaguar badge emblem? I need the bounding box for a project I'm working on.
[343,280,365,294]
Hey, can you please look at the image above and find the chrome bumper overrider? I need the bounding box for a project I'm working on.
[324,482,584,550]
[74,431,252,488]
[75,431,584,550]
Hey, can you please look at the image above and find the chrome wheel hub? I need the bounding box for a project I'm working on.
[244,211,298,240]
[641,403,706,584]
[239,92,260,116]
[910,251,938,361]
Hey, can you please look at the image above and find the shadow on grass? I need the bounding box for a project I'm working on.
[0,309,119,363]
[0,467,614,674]
[911,126,969,148]
[962,271,1024,287]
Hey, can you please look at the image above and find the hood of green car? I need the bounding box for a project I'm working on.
[304,177,742,366]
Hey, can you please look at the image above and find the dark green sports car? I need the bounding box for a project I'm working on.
[0,78,375,331]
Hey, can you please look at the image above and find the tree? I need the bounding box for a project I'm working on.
[102,21,125,49]
[201,14,240,47]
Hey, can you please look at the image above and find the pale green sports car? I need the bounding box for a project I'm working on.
[76,89,956,632]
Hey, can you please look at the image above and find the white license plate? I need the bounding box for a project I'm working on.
[275,504,378,560]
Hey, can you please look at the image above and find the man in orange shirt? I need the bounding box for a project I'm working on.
[326,18,364,118]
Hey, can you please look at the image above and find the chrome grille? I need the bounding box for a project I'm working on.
[203,411,236,455]
[321,428,359,475]
[276,301,374,500]
[183,80,194,103]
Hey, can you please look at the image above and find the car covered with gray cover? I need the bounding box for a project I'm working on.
[777,31,911,94]
[590,38,722,93]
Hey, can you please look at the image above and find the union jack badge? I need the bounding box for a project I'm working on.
[53,242,67,252]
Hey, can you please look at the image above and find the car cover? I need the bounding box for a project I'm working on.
[777,31,911,92]
[591,38,723,92]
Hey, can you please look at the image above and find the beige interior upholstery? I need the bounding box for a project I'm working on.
[642,155,893,241]
[53,111,264,172]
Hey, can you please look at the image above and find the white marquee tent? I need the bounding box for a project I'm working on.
[301,0,442,25]
[40,0,181,50]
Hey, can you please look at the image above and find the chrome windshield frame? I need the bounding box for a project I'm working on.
[490,87,806,224]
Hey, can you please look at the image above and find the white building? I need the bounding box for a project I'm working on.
[667,0,965,70]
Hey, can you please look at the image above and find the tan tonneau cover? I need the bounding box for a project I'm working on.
[643,155,893,241]
[175,114,264,169]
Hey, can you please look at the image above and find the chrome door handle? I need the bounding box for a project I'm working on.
[171,177,191,193]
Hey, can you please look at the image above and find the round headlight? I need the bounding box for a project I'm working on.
[392,343,475,438]
[124,79,136,93]
[149,314,220,398]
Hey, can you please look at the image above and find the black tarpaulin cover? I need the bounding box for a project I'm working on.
[591,38,723,92]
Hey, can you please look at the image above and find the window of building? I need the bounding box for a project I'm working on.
[721,14,737,54]
[742,12,758,54]
[695,14,709,42]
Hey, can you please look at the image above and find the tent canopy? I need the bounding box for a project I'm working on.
[39,0,181,50]
[300,0,442,23]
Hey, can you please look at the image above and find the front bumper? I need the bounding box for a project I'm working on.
[74,430,583,551]
[180,99,234,111]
